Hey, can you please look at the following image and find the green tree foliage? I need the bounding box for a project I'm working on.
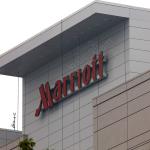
[18,138,36,150]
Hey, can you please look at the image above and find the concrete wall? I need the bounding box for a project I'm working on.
[1,135,26,150]
[93,71,150,150]
[128,9,150,79]
[23,20,129,150]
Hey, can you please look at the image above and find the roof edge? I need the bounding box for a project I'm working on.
[1,0,150,60]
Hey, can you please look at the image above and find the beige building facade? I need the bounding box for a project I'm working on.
[93,71,150,150]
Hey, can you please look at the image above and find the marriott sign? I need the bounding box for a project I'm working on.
[35,52,107,117]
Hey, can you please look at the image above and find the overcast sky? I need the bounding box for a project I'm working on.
[0,0,150,131]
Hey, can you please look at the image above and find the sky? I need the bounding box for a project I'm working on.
[0,0,150,131]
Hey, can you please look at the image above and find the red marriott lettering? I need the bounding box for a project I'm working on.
[35,52,107,117]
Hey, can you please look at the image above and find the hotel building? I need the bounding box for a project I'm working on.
[0,1,150,150]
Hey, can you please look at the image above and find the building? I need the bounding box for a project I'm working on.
[0,128,24,150]
[0,1,150,150]
[93,70,150,150]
